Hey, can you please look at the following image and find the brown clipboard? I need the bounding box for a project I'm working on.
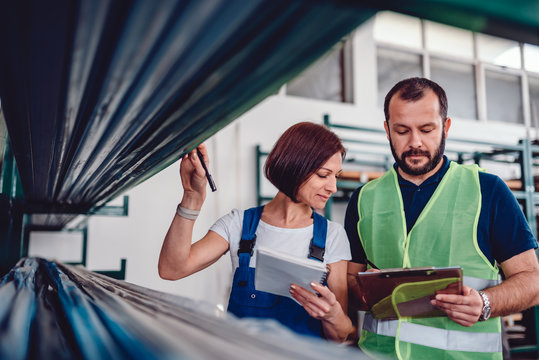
[348,266,463,319]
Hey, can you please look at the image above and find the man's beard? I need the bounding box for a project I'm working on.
[389,132,446,176]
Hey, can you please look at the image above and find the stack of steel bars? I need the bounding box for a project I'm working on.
[0,258,366,359]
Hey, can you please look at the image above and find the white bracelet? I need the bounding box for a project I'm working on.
[176,204,200,220]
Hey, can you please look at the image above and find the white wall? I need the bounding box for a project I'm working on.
[28,21,535,306]
[29,231,83,263]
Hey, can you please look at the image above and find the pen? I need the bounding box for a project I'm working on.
[197,148,217,192]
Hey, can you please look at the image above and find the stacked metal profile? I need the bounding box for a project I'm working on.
[0,258,367,360]
[0,0,373,221]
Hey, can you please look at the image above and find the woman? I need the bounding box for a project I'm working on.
[158,122,353,342]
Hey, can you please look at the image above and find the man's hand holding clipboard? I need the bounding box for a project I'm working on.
[348,266,463,320]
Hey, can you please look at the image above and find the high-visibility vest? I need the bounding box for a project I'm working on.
[357,162,502,360]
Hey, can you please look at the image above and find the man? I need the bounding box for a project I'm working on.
[345,77,539,359]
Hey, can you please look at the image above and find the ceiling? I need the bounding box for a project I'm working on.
[0,0,537,227]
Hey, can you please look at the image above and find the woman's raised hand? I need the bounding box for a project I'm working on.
[179,143,210,202]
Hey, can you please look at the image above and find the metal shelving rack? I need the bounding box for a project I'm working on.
[1,135,130,280]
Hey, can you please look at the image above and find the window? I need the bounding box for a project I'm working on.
[374,11,422,49]
[477,34,521,69]
[524,44,539,74]
[425,21,474,59]
[374,11,537,127]
[377,48,422,107]
[430,58,476,119]
[529,76,539,129]
[286,40,353,103]
[485,70,523,124]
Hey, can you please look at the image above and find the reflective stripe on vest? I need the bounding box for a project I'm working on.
[464,276,500,290]
[363,313,502,353]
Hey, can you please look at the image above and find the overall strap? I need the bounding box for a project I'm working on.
[238,206,264,267]
[309,211,327,262]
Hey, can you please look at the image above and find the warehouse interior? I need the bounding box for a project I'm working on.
[1,0,539,358]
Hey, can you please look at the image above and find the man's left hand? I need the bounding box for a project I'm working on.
[430,285,483,327]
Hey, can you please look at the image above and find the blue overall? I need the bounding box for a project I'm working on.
[227,206,328,338]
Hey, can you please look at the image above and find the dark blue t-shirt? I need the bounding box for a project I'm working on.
[344,156,538,266]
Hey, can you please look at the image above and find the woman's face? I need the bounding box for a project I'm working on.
[295,152,342,210]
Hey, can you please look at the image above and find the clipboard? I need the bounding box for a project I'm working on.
[348,266,463,319]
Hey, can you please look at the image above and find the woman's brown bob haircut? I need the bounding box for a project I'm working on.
[264,122,345,202]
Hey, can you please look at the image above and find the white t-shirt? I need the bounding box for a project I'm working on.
[210,209,351,270]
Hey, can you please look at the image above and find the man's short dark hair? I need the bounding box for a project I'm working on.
[264,122,345,202]
[384,77,448,123]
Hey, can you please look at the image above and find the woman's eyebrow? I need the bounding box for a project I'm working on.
[319,167,342,173]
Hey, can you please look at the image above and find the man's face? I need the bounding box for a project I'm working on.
[384,89,450,179]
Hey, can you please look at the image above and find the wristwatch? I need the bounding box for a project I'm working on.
[478,290,491,321]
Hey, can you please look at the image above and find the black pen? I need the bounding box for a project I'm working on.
[197,148,217,192]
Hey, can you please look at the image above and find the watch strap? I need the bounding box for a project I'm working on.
[478,290,491,321]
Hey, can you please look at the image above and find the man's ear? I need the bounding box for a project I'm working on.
[384,121,390,141]
[444,117,452,137]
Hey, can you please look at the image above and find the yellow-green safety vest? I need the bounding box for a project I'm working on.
[357,162,502,360]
